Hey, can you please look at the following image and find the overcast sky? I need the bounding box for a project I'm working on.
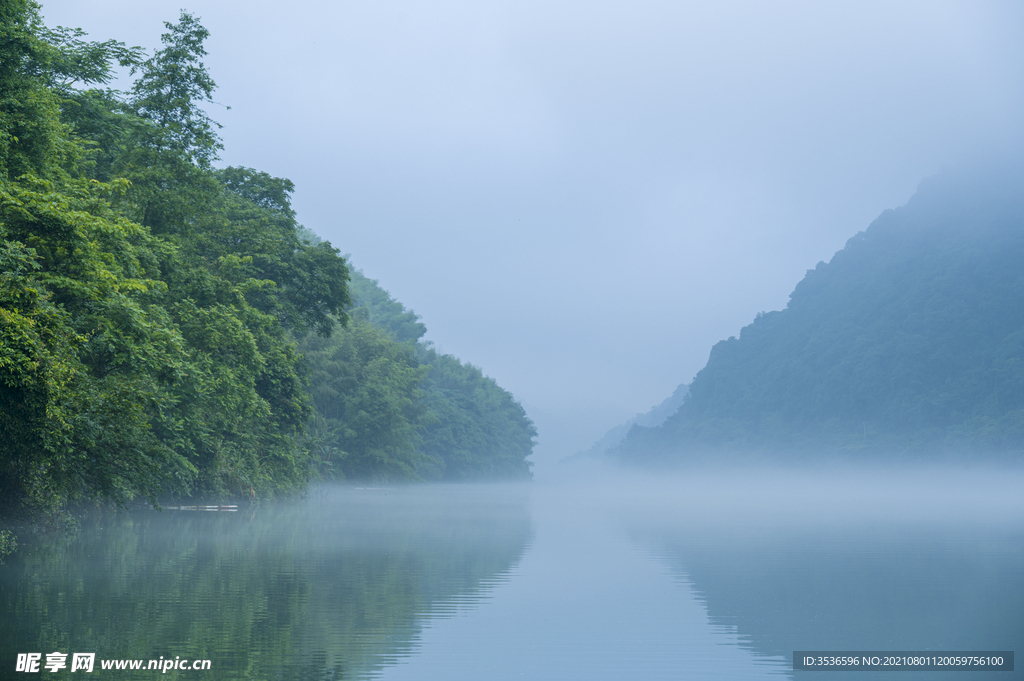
[41,0,1024,471]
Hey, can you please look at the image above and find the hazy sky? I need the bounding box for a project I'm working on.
[41,0,1024,470]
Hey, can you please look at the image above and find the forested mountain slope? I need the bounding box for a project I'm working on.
[0,6,351,516]
[0,4,533,527]
[299,266,535,482]
[618,164,1024,464]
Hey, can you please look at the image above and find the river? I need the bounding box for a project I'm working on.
[1,467,1021,680]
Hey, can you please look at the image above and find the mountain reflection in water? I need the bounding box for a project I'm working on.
[1,468,1021,681]
[624,467,1024,681]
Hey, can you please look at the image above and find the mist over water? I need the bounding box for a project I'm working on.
[548,461,1024,527]
[3,466,1020,680]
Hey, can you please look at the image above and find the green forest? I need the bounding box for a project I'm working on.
[617,163,1024,465]
[0,1,534,526]
[300,264,535,483]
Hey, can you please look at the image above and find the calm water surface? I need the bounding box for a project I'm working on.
[1,469,1021,680]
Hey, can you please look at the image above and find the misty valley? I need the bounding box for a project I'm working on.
[3,2,1024,679]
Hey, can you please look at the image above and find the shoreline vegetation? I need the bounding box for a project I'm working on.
[0,2,535,540]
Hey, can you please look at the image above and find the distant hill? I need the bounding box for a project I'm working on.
[617,162,1024,464]
[565,384,688,462]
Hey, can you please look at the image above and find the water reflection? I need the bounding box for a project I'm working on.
[375,483,789,681]
[623,467,1024,681]
[2,469,1021,681]
[0,484,533,680]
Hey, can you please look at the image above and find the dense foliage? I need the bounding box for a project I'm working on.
[618,164,1024,464]
[300,267,535,481]
[0,2,534,521]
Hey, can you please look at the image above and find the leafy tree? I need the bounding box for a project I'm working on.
[87,13,350,497]
[0,1,194,516]
[91,11,224,236]
[1,6,353,513]
[416,347,535,480]
[212,167,350,337]
[128,11,222,167]
[0,175,191,517]
[347,267,426,344]
[0,0,66,179]
[301,317,429,481]
[305,265,535,481]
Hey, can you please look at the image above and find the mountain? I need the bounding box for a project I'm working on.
[566,383,688,462]
[617,162,1024,465]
